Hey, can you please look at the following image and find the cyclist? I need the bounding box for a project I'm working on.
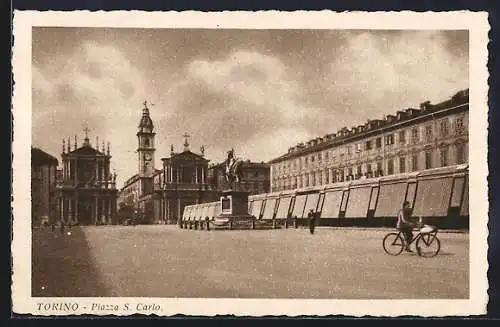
[397,201,414,252]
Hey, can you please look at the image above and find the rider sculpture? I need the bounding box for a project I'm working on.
[225,148,243,189]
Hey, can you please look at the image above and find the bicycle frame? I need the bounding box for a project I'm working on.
[397,228,439,246]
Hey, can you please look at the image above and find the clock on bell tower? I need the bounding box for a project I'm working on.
[137,101,156,177]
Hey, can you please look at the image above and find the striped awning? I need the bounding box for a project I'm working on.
[320,191,343,219]
[291,194,307,218]
[460,176,469,216]
[412,177,453,217]
[250,200,264,218]
[344,187,371,218]
[275,196,292,219]
[262,198,278,220]
[374,183,407,217]
[304,193,320,214]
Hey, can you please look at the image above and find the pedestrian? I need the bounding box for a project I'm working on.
[307,209,316,234]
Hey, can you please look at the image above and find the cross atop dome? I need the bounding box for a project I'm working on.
[183,132,190,151]
[83,126,91,147]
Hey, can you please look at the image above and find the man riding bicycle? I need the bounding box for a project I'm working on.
[397,201,415,252]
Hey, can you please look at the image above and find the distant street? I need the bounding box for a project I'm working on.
[33,225,469,299]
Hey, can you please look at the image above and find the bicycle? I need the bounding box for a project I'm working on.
[382,224,441,257]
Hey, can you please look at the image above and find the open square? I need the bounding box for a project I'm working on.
[33,225,469,299]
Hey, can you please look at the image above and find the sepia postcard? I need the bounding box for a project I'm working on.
[12,10,490,317]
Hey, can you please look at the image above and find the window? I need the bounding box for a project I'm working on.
[387,159,394,175]
[456,143,466,164]
[411,128,419,144]
[399,131,406,144]
[399,157,406,173]
[376,137,382,148]
[455,117,465,135]
[425,151,433,169]
[439,119,449,137]
[348,167,353,178]
[347,146,352,155]
[425,125,433,143]
[385,134,394,145]
[355,143,362,152]
[440,147,449,167]
[311,155,315,163]
[366,140,372,150]
[325,170,329,184]
[144,138,150,147]
[356,165,362,178]
[318,153,322,161]
[411,155,418,172]
[305,157,308,165]
[324,151,329,160]
[311,172,316,186]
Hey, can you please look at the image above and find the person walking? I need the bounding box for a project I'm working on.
[307,209,316,234]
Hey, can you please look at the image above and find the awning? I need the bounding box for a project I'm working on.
[213,202,222,218]
[344,187,371,218]
[460,176,469,216]
[291,194,307,218]
[405,183,417,207]
[320,191,343,219]
[450,177,465,208]
[412,177,453,217]
[262,198,278,219]
[250,200,263,218]
[275,196,292,219]
[304,193,320,214]
[374,183,407,217]
[182,206,191,220]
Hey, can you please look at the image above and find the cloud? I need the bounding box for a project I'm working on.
[31,30,468,188]
[32,41,149,185]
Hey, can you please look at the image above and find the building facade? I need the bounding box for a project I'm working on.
[31,147,59,226]
[56,131,118,225]
[207,161,271,195]
[269,89,469,192]
[152,139,218,224]
[117,102,157,223]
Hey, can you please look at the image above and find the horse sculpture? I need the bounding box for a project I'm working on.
[225,148,243,189]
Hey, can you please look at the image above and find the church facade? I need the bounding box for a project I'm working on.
[152,140,218,224]
[56,131,118,225]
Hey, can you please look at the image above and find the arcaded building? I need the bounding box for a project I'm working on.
[269,89,469,192]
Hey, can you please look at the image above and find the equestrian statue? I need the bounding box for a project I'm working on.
[224,148,243,189]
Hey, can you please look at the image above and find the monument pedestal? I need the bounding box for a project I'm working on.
[215,189,254,229]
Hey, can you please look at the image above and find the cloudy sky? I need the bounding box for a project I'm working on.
[32,28,468,187]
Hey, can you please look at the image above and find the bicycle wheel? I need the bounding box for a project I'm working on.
[383,233,405,256]
[416,233,441,257]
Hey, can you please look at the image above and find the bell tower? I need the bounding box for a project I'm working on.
[137,101,156,177]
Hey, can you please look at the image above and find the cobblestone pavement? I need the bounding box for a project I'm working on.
[32,225,469,299]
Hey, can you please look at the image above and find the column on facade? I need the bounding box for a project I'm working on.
[201,166,205,184]
[59,195,64,222]
[74,159,78,184]
[195,165,199,184]
[68,197,73,223]
[328,168,333,184]
[94,196,99,225]
[107,197,112,224]
[75,195,79,224]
